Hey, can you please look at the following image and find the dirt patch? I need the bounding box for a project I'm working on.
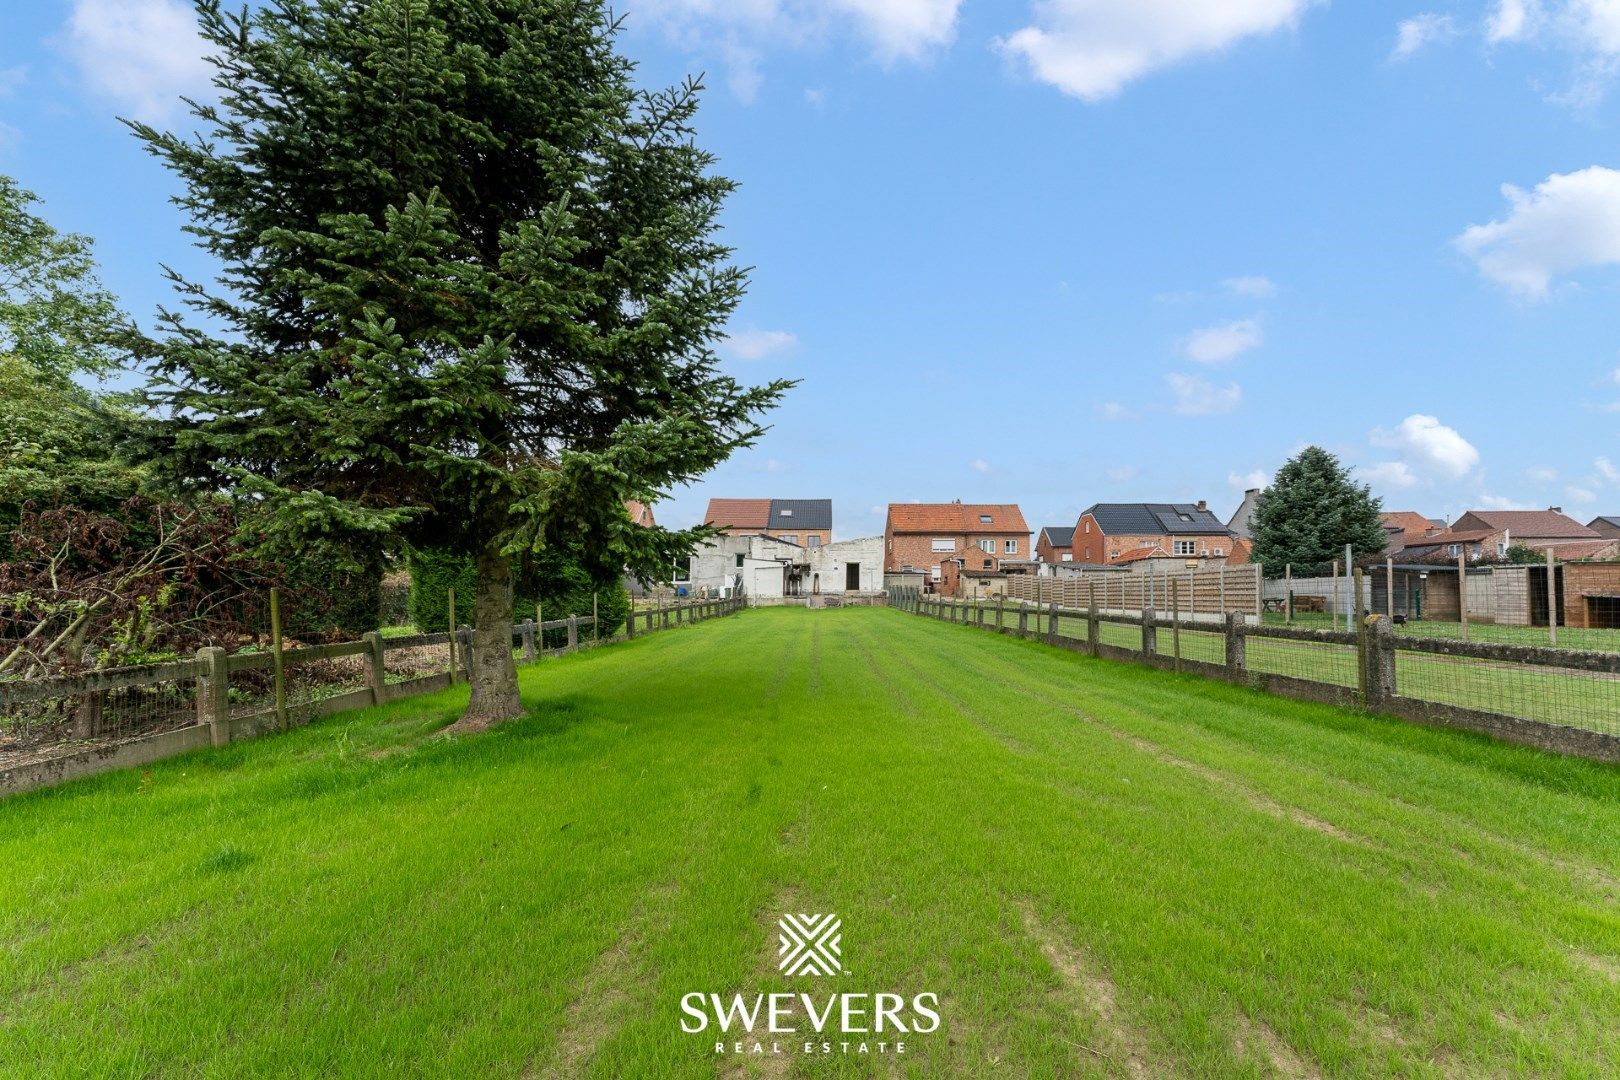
[1571,949,1620,982]
[524,882,677,1079]
[1016,899,1153,1077]
[1232,1016,1323,1080]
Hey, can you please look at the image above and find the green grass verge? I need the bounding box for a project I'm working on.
[4,608,1620,1077]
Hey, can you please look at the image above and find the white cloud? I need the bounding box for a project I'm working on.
[1527,465,1560,482]
[1479,493,1536,510]
[1454,166,1620,297]
[719,326,797,361]
[1107,464,1140,482]
[1597,455,1620,482]
[1392,13,1459,59]
[971,458,992,475]
[0,67,25,99]
[1180,317,1262,363]
[1568,484,1599,503]
[63,0,213,123]
[1222,274,1277,298]
[1096,401,1136,420]
[1369,414,1481,479]
[628,0,960,98]
[1362,461,1420,489]
[1167,373,1242,415]
[1488,0,1534,42]
[1228,468,1269,489]
[999,0,1316,102]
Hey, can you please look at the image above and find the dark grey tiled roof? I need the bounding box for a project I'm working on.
[768,499,832,530]
[1040,526,1075,547]
[1081,503,1232,536]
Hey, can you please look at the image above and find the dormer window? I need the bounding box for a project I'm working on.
[780,509,793,517]
[979,514,993,524]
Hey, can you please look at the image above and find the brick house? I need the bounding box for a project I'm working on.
[624,500,656,527]
[1035,525,1075,565]
[1589,516,1620,541]
[704,498,832,549]
[1069,502,1234,565]
[1380,510,1443,555]
[885,501,1030,594]
[1410,508,1608,563]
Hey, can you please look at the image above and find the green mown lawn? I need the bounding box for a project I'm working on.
[5,608,1620,1077]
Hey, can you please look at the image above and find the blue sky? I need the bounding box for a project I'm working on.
[5,1,1620,540]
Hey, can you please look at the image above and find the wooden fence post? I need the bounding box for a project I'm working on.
[626,607,636,638]
[269,586,287,731]
[1140,602,1156,659]
[566,615,578,650]
[1285,563,1293,625]
[1224,613,1245,680]
[1087,583,1100,657]
[1355,569,1370,704]
[363,631,386,705]
[197,646,230,747]
[1458,551,1469,642]
[1547,548,1558,647]
[1018,605,1028,637]
[520,620,537,663]
[446,588,458,684]
[1170,581,1182,673]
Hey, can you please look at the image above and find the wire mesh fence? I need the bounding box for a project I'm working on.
[898,590,1620,760]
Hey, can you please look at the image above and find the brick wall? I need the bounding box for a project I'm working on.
[1069,516,1235,564]
[886,531,1029,593]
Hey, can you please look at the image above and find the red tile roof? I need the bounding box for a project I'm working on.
[886,502,1029,535]
[704,498,771,531]
[1381,511,1440,548]
[1111,546,1164,564]
[624,500,656,528]
[1454,509,1598,539]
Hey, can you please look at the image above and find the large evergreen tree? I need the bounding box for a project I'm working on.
[1248,446,1386,575]
[128,0,788,728]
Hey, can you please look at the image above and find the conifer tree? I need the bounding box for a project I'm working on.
[1249,446,1387,575]
[129,0,788,728]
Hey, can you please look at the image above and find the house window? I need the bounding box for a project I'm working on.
[1496,541,1507,556]
[1061,553,1073,562]
[1109,550,1119,559]
[979,514,993,524]
[780,534,797,544]
[807,535,820,548]
[1004,539,1018,554]
[1173,540,1196,555]
[983,559,993,569]
[931,538,955,552]
[673,559,691,582]
[978,538,994,553]
[930,565,942,580]
[735,554,744,568]
[1448,544,1461,557]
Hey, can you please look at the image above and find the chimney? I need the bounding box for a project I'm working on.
[1549,506,1562,514]
[1196,499,1208,512]
[1246,488,1259,496]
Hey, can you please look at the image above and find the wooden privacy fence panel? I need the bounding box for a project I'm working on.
[1003,565,1262,619]
[894,588,1620,766]
[1,596,746,799]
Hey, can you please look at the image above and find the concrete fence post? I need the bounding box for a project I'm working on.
[1018,606,1028,637]
[363,631,387,705]
[1047,600,1057,645]
[566,615,578,650]
[1140,603,1156,659]
[626,608,636,638]
[197,646,230,747]
[1367,616,1397,709]
[996,596,1004,631]
[1224,613,1245,680]
[520,620,537,663]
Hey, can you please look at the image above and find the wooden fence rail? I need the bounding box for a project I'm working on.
[1,596,746,799]
[888,587,1620,766]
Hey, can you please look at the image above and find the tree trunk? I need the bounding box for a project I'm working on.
[444,539,524,734]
